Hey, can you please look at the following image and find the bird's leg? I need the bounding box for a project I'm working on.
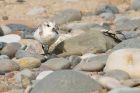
[42,44,49,55]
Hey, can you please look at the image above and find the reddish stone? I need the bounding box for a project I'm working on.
[0,87,8,93]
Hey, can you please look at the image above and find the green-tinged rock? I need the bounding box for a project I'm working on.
[31,70,103,93]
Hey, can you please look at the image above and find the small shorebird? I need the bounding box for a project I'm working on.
[34,21,59,54]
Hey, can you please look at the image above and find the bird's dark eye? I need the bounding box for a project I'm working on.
[46,24,50,27]
[44,24,50,27]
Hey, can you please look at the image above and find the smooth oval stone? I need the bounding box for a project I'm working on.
[15,69,34,82]
[39,61,57,71]
[64,22,102,30]
[75,54,108,71]
[44,58,71,70]
[100,12,115,21]
[6,23,34,32]
[49,9,82,25]
[31,70,103,93]
[16,57,41,69]
[114,16,128,24]
[15,50,46,62]
[19,39,44,54]
[116,31,140,40]
[95,4,119,15]
[0,59,20,74]
[74,59,105,71]
[98,76,124,89]
[112,38,140,50]
[0,34,21,43]
[115,18,138,31]
[104,48,140,78]
[85,54,108,65]
[61,30,117,56]
[104,70,130,80]
[1,43,21,58]
[81,61,105,71]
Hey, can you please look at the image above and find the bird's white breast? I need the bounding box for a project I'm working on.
[34,27,59,46]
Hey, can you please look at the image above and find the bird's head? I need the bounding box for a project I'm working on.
[41,21,59,34]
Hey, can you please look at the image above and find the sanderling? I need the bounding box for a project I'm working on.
[34,21,59,54]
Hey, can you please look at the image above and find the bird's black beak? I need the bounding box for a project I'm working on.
[52,27,59,34]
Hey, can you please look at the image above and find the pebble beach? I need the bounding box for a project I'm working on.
[0,0,140,93]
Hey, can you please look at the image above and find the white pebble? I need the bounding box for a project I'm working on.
[36,71,54,80]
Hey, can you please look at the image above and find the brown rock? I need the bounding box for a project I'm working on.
[16,57,41,69]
